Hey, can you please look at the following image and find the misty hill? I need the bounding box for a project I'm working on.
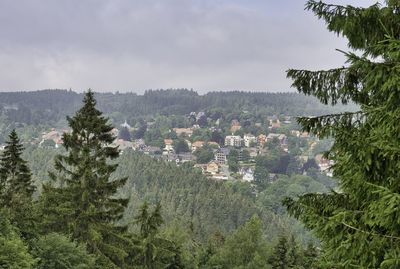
[0,89,354,127]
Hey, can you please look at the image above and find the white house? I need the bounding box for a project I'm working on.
[225,135,242,147]
[243,134,257,147]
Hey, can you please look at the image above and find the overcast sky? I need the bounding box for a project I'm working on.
[0,0,377,93]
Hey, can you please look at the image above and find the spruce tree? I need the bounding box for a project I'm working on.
[133,202,183,269]
[41,90,130,268]
[0,130,36,239]
[302,242,319,269]
[283,1,400,268]
[268,235,289,269]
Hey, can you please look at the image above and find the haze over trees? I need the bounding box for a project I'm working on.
[0,90,328,268]
[0,0,396,268]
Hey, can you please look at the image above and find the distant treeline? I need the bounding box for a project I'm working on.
[0,89,354,126]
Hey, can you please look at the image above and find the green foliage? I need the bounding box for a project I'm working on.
[0,130,36,239]
[268,236,288,269]
[118,150,272,239]
[302,242,319,269]
[132,202,184,269]
[228,149,239,173]
[173,139,190,154]
[0,213,37,269]
[207,215,271,269]
[258,174,327,215]
[40,91,130,267]
[160,221,200,268]
[40,139,56,148]
[33,233,95,269]
[285,1,400,267]
[193,146,214,164]
[254,156,270,190]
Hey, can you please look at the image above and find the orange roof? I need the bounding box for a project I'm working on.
[192,141,205,147]
[164,139,174,145]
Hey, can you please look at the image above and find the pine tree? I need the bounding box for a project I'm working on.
[0,130,36,239]
[41,90,130,267]
[283,1,400,268]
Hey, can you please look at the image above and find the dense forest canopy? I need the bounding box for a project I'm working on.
[0,89,353,125]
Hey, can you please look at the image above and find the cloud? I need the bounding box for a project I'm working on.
[0,0,377,92]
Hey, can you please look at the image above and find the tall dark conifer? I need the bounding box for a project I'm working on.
[283,0,400,267]
[0,130,36,238]
[42,90,130,267]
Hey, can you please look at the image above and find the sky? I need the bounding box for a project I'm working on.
[0,0,378,93]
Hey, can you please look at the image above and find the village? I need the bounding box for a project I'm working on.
[23,111,333,183]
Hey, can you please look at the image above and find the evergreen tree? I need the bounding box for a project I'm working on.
[118,126,132,141]
[41,90,130,267]
[268,235,289,269]
[0,130,36,239]
[284,1,400,268]
[0,212,37,268]
[33,233,95,269]
[227,149,239,173]
[134,202,183,269]
[207,215,269,268]
[302,242,319,269]
[287,235,302,268]
[174,139,190,154]
[254,156,270,189]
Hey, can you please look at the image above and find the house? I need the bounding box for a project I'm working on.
[212,173,229,180]
[185,139,192,149]
[178,152,195,163]
[241,168,254,182]
[266,133,287,144]
[41,129,66,148]
[291,130,301,137]
[257,134,267,146]
[196,112,206,120]
[269,119,281,129]
[315,154,333,173]
[111,128,119,137]
[114,139,133,150]
[225,135,242,147]
[206,141,220,148]
[215,148,230,165]
[132,139,146,150]
[194,163,208,173]
[191,141,205,152]
[173,128,193,137]
[247,147,259,158]
[164,139,174,153]
[165,153,179,163]
[243,134,257,147]
[231,120,242,133]
[143,146,162,155]
[206,161,219,174]
[269,173,279,182]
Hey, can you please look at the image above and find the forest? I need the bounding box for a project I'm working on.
[0,89,353,144]
[1,0,400,268]
[0,91,323,268]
